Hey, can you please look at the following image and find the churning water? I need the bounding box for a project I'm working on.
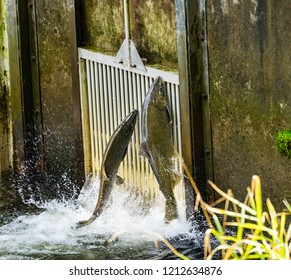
[0,177,204,260]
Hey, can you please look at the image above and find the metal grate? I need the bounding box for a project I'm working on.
[78,48,184,204]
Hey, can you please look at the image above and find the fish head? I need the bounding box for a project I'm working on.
[122,109,138,130]
[149,77,167,110]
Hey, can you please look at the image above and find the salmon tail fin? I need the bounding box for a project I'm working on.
[76,215,97,228]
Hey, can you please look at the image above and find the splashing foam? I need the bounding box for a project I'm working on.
[76,178,190,236]
[0,178,197,259]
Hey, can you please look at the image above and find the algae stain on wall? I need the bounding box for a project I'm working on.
[131,0,177,68]
[79,0,124,53]
[0,0,13,174]
[79,0,178,69]
[207,0,291,207]
[35,0,79,180]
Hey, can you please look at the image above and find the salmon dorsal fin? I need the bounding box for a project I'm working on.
[139,142,150,159]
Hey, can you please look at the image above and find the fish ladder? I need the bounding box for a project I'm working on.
[78,48,185,208]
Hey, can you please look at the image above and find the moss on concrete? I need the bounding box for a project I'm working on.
[0,0,12,175]
[79,0,124,51]
[79,0,178,70]
[207,1,291,208]
[130,0,177,68]
[275,130,291,158]
[35,1,78,182]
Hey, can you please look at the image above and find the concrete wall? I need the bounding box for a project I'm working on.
[35,0,83,185]
[78,0,178,69]
[2,0,84,201]
[206,0,291,207]
[0,0,12,175]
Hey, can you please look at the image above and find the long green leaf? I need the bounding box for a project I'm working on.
[279,213,286,242]
[208,180,256,215]
[246,187,256,210]
[206,205,258,222]
[283,199,291,213]
[237,207,246,240]
[226,222,277,236]
[253,176,263,226]
[266,199,279,238]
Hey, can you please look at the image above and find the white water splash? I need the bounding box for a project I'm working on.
[0,178,198,259]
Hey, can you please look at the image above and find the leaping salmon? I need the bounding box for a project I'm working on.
[139,76,180,223]
[77,109,138,227]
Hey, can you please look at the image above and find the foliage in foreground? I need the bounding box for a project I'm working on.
[275,130,291,158]
[183,162,291,260]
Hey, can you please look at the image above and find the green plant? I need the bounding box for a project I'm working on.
[275,130,291,158]
[182,162,291,260]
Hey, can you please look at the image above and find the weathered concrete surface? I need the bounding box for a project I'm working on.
[207,0,291,208]
[35,0,81,186]
[0,0,12,175]
[79,0,178,69]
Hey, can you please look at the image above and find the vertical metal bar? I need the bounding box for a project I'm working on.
[176,84,183,169]
[128,71,136,188]
[86,60,95,175]
[123,0,131,66]
[90,61,98,174]
[119,69,126,179]
[171,83,178,148]
[119,70,125,119]
[94,62,101,171]
[105,65,114,136]
[136,73,143,194]
[94,62,102,172]
[90,60,97,175]
[175,83,184,202]
[102,64,109,144]
[115,68,121,124]
[98,63,106,153]
[124,71,130,115]
[123,70,130,183]
[111,67,118,130]
[119,70,127,177]
[132,73,140,192]
[109,66,114,135]
[79,58,91,175]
